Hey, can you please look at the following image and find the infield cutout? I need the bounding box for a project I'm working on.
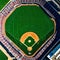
[20,32,39,51]
[20,32,39,43]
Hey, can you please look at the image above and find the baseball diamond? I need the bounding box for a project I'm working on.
[5,5,55,56]
[1,0,59,60]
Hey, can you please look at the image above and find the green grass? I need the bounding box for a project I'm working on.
[0,0,9,10]
[5,5,54,56]
[0,50,8,60]
[24,37,35,47]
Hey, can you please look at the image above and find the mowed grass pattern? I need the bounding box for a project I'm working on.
[5,5,54,56]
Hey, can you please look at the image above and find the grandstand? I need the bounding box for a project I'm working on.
[53,0,60,7]
[0,45,12,60]
[47,44,60,60]
[0,0,9,10]
[0,0,59,60]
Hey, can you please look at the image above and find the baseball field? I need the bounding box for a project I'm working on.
[5,5,54,56]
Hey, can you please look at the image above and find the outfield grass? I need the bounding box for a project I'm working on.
[0,50,8,60]
[5,5,54,56]
[0,0,9,10]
